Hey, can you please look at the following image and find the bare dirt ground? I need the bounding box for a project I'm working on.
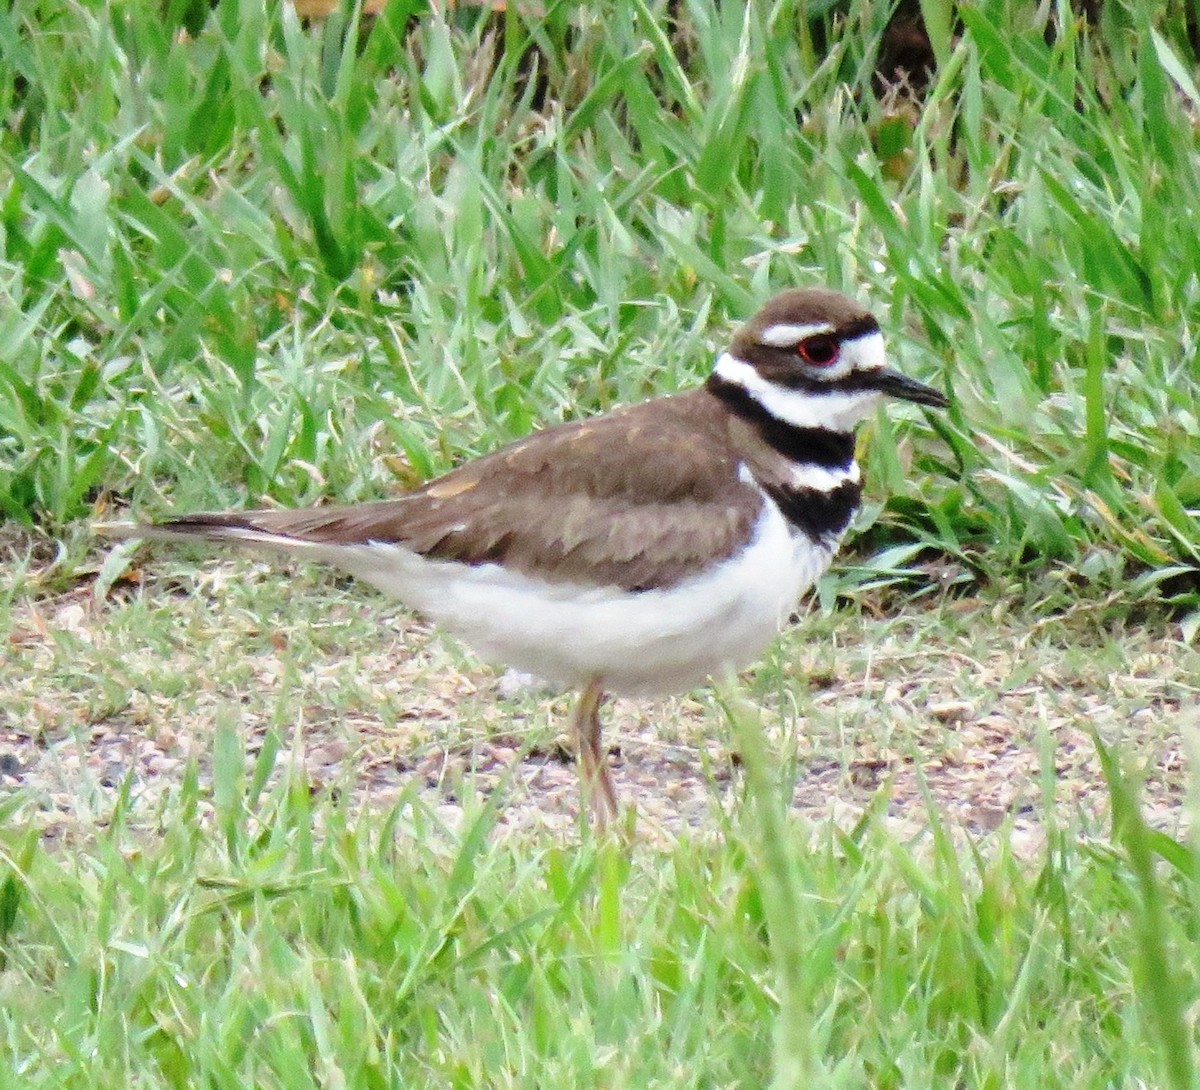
[3,555,1198,850]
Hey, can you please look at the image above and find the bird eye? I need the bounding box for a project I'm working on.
[797,333,840,367]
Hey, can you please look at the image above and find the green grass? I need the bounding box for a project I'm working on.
[2,563,1198,1088]
[4,1,1200,1087]
[0,713,1195,1089]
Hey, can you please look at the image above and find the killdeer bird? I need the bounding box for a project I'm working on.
[96,289,947,826]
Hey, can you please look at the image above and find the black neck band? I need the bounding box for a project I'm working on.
[706,375,857,469]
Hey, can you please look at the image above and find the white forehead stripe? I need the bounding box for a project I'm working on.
[713,352,884,430]
[846,330,886,370]
[758,321,834,347]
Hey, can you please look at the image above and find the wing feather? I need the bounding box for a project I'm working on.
[99,394,766,593]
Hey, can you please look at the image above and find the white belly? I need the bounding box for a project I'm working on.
[297,498,834,697]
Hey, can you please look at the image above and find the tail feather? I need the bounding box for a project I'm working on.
[92,515,308,552]
[93,498,419,551]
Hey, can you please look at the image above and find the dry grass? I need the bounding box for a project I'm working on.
[3,552,1196,848]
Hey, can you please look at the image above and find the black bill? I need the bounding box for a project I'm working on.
[872,368,949,408]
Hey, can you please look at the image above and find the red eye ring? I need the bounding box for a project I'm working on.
[797,334,840,367]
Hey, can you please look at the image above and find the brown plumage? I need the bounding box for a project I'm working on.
[135,390,768,594]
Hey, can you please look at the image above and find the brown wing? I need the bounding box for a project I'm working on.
[169,394,765,593]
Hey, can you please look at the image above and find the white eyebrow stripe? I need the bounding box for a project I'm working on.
[758,321,835,347]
